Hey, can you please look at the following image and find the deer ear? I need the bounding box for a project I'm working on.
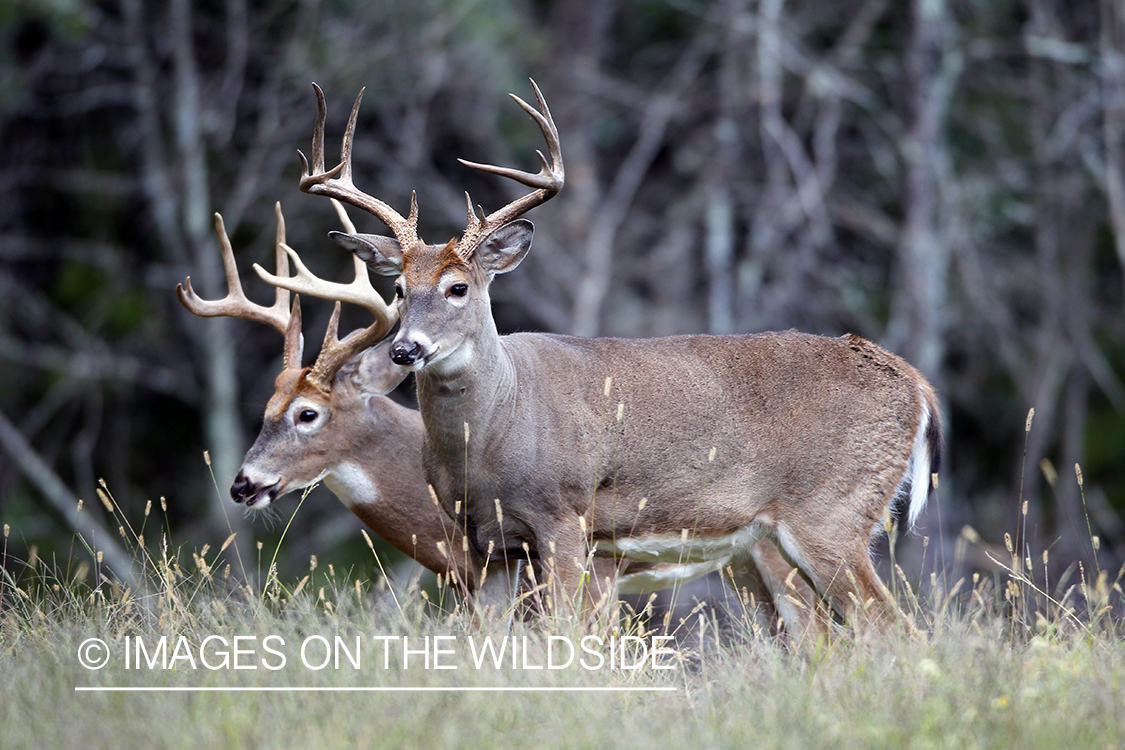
[354,339,409,396]
[330,231,403,275]
[475,220,533,275]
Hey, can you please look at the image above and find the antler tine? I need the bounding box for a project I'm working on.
[306,300,393,391]
[454,79,564,259]
[272,202,293,313]
[298,83,420,249]
[253,243,397,332]
[176,211,292,335]
[331,197,357,234]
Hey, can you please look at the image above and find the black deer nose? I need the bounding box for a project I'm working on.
[230,472,279,507]
[230,472,253,504]
[390,341,422,366]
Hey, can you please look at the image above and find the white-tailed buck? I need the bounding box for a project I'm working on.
[292,81,939,626]
[177,203,479,594]
[179,201,811,629]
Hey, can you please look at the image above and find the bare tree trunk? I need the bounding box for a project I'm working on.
[568,10,714,337]
[1102,0,1125,304]
[705,0,748,335]
[169,0,245,524]
[546,0,610,337]
[888,0,960,382]
[125,0,246,547]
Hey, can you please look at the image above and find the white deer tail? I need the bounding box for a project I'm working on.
[905,384,943,529]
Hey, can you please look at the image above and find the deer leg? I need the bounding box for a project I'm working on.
[536,517,591,624]
[829,550,908,631]
[745,540,830,641]
[774,523,909,632]
[727,555,779,634]
[585,556,623,620]
[475,558,523,628]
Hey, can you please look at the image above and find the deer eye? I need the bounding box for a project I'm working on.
[297,409,318,424]
[394,284,404,299]
[449,283,468,298]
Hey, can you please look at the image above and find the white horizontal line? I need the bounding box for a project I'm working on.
[75,686,677,693]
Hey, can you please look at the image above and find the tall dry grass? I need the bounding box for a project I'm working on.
[2,426,1124,750]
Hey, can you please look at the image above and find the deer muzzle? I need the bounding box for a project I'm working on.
[230,471,280,508]
[390,340,424,366]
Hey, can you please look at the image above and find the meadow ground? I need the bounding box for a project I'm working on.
[2,495,1124,750]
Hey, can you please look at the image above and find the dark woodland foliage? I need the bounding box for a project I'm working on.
[1,0,1123,583]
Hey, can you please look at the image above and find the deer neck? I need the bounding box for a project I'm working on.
[414,317,521,487]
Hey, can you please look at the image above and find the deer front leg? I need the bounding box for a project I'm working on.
[474,557,523,628]
[535,515,592,624]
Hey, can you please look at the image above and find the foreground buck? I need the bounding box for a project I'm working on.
[292,81,939,626]
[179,202,814,630]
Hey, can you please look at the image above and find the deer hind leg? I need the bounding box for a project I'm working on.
[743,540,831,642]
[727,553,779,634]
[774,521,910,633]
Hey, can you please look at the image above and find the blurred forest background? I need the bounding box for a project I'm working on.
[1,0,1123,593]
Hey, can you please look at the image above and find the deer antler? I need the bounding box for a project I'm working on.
[254,201,399,391]
[177,205,293,335]
[298,83,421,250]
[454,79,564,260]
[178,203,306,370]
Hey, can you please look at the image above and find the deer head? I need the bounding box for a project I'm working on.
[177,202,401,509]
[295,80,562,374]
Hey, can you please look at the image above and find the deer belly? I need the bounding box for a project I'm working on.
[614,560,727,595]
[593,521,767,565]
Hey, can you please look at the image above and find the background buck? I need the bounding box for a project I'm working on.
[177,202,478,595]
[180,200,815,632]
[293,80,942,627]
